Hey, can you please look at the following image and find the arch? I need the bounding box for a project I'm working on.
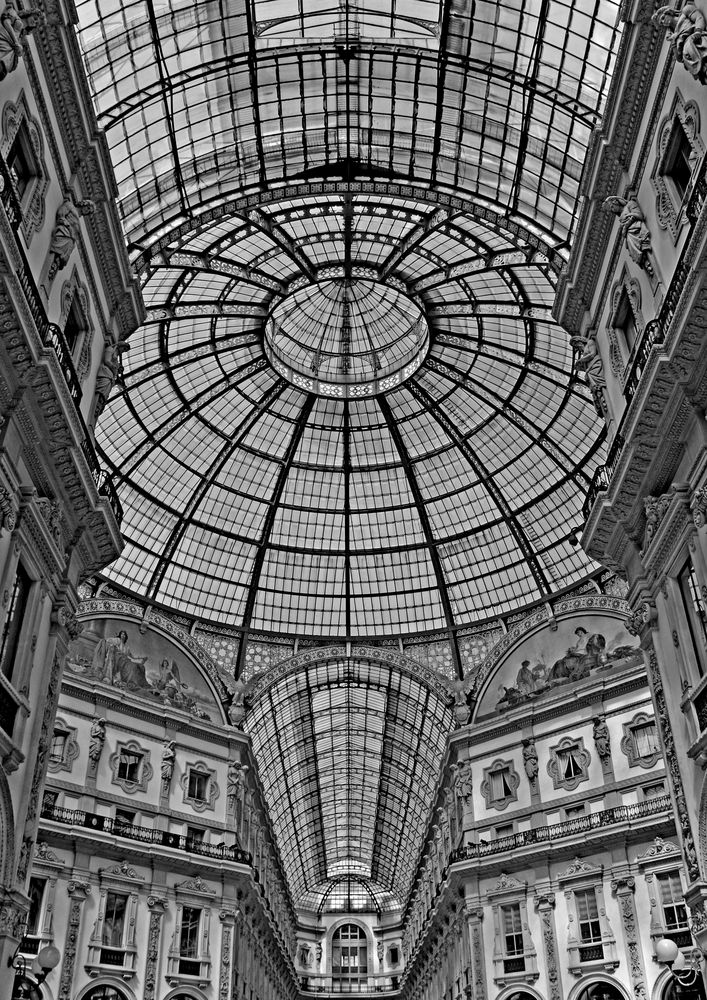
[0,766,15,890]
[470,595,633,720]
[75,598,233,713]
[76,981,136,1000]
[567,976,632,1000]
[164,990,209,1000]
[327,919,374,988]
[246,644,453,704]
[495,987,546,1000]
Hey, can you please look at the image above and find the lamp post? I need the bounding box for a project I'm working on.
[655,938,703,994]
[8,944,61,1000]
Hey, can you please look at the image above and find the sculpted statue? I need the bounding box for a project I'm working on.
[654,3,707,83]
[161,740,176,784]
[47,198,95,282]
[0,1,41,80]
[88,717,106,763]
[228,678,247,727]
[455,759,473,802]
[603,195,653,273]
[522,738,539,782]
[592,716,611,761]
[92,343,127,425]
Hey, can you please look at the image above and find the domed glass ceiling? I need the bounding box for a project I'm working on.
[75,0,622,641]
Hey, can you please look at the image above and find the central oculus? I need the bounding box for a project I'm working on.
[264,278,429,398]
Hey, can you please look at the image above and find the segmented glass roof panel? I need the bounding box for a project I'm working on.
[246,657,453,905]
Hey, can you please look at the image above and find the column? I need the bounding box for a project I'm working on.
[465,905,487,1000]
[611,873,647,1000]
[534,888,563,1000]
[57,881,91,1000]
[143,895,167,1000]
[219,908,238,1000]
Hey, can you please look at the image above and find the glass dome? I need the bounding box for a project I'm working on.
[75,0,622,639]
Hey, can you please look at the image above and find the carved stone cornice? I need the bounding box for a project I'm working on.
[641,482,693,574]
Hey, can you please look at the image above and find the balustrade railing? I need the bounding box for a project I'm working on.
[40,803,252,864]
[449,795,670,863]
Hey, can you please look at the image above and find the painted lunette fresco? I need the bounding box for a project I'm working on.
[65,617,218,720]
[477,614,642,716]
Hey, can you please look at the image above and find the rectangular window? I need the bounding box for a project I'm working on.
[41,790,58,814]
[0,562,31,681]
[63,297,84,355]
[615,290,638,354]
[633,721,659,758]
[102,892,127,947]
[565,805,586,819]
[658,872,688,930]
[490,769,512,801]
[26,877,46,935]
[495,824,514,839]
[186,826,205,849]
[678,559,707,676]
[502,904,524,955]
[664,120,694,202]
[49,729,68,765]
[6,124,38,202]
[188,769,209,802]
[114,808,135,832]
[642,782,666,800]
[180,906,201,957]
[117,750,142,783]
[575,889,602,943]
[559,747,584,780]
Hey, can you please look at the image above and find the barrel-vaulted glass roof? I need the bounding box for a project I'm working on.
[74,0,624,914]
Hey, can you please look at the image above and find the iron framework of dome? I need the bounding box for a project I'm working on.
[76,0,622,643]
[74,0,624,915]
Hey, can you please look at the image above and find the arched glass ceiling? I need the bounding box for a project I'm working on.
[244,656,454,909]
[74,0,623,638]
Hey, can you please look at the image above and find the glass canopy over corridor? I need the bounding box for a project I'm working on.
[73,0,625,914]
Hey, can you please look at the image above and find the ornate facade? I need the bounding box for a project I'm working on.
[1,1,707,1000]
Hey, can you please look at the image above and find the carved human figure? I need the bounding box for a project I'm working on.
[450,677,470,724]
[455,759,473,802]
[654,3,707,83]
[522,738,539,781]
[228,678,247,727]
[161,739,176,785]
[0,0,40,79]
[603,195,653,272]
[88,717,106,763]
[47,198,95,282]
[577,336,607,394]
[592,715,612,761]
[92,344,123,425]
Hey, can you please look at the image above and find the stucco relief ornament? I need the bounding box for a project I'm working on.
[454,759,473,802]
[691,485,707,528]
[603,195,655,276]
[654,3,707,83]
[522,738,539,782]
[0,0,42,79]
[228,678,248,727]
[576,336,607,416]
[643,492,673,547]
[46,198,95,282]
[625,600,657,637]
[0,486,16,533]
[450,678,470,725]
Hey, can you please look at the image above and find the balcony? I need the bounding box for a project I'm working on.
[40,803,251,865]
[451,795,671,863]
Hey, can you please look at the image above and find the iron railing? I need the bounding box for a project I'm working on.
[450,795,670,863]
[40,803,252,864]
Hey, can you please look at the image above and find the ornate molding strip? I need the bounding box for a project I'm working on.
[247,644,454,702]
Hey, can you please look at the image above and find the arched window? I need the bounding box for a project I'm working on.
[575,981,625,1000]
[331,923,368,991]
[82,986,130,1000]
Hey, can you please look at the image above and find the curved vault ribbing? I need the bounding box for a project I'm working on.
[73,0,625,912]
